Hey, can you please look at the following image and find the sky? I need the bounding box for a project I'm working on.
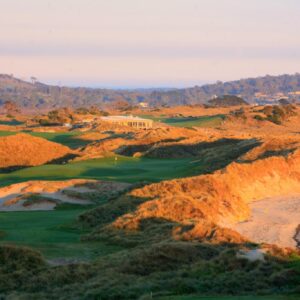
[0,0,299,88]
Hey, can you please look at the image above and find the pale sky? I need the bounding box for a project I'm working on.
[0,0,299,88]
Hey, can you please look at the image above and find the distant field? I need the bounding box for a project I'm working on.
[0,120,24,126]
[0,130,88,148]
[0,155,205,187]
[140,114,225,128]
[0,205,124,259]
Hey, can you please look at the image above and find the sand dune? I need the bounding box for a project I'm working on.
[231,195,300,248]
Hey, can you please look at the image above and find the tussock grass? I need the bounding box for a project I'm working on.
[0,242,299,299]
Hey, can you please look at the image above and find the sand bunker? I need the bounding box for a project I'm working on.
[0,179,131,211]
[232,195,300,248]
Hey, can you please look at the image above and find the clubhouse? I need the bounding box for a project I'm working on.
[101,115,153,129]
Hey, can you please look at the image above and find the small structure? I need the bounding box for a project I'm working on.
[101,115,153,129]
[139,102,149,108]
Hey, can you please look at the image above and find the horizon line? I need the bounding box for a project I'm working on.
[2,72,299,91]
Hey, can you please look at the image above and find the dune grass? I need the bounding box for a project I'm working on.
[0,154,204,259]
[0,131,299,298]
[0,134,254,260]
[0,130,88,148]
[0,137,258,188]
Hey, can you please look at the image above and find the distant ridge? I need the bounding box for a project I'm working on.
[207,95,249,107]
[0,73,299,110]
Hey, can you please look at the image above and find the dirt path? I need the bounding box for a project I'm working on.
[231,195,300,248]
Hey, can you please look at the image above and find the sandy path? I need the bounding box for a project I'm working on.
[232,195,300,248]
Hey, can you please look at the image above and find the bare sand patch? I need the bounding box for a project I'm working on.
[232,195,300,248]
[0,179,131,211]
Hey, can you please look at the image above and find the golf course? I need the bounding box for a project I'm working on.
[140,114,225,128]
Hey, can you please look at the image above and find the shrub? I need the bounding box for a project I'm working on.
[254,115,265,121]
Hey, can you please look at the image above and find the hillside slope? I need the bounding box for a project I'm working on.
[0,73,299,109]
[0,133,75,170]
[82,149,300,248]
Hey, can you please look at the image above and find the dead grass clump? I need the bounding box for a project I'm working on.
[121,242,220,275]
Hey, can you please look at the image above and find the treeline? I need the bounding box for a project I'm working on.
[0,73,299,109]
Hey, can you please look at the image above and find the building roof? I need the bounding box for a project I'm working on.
[101,115,152,122]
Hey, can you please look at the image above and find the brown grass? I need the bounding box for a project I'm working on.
[0,133,75,169]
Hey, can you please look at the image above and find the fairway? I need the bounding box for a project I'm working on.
[0,206,124,260]
[0,156,206,258]
[158,296,300,300]
[139,114,225,128]
[0,133,210,260]
[0,155,206,187]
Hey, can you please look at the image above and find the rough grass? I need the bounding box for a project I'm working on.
[0,241,299,299]
[1,130,299,298]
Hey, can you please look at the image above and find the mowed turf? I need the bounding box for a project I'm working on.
[0,155,204,187]
[159,296,300,300]
[0,130,123,259]
[0,129,237,261]
[0,156,204,259]
[0,206,124,260]
[140,114,225,128]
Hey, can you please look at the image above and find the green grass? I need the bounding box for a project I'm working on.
[0,155,206,187]
[0,132,246,261]
[0,206,123,259]
[158,296,300,300]
[139,115,225,128]
[0,119,24,126]
[0,156,205,259]
[0,131,16,137]
[0,130,89,148]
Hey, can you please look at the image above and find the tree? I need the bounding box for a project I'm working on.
[30,76,37,84]
[112,99,132,111]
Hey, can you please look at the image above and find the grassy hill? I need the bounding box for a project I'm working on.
[0,73,300,109]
